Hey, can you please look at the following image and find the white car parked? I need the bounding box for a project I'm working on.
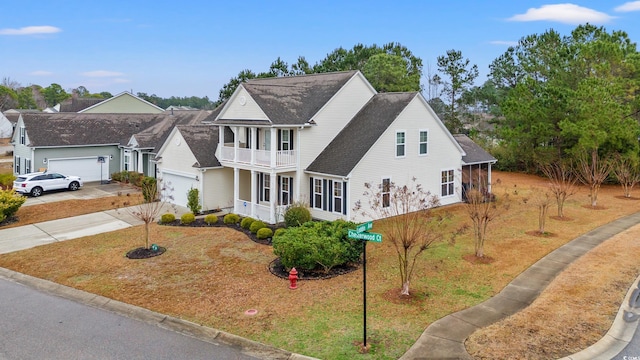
[13,171,83,197]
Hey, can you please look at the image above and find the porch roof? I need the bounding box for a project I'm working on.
[454,134,497,165]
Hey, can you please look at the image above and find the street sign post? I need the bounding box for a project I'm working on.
[348,222,383,351]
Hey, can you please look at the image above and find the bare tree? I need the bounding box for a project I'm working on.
[126,179,173,249]
[539,162,577,218]
[574,149,612,207]
[612,155,640,198]
[531,188,552,234]
[466,188,507,258]
[354,177,444,296]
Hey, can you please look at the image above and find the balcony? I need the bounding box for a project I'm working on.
[219,145,297,169]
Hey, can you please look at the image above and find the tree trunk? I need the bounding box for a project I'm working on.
[144,222,150,249]
[401,280,410,296]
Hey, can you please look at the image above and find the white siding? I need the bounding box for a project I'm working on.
[347,97,463,223]
[219,87,269,121]
[298,74,376,169]
[201,167,233,211]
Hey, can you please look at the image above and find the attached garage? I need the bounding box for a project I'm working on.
[160,170,199,208]
[47,156,110,182]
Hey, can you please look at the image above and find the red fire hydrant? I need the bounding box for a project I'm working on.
[288,268,298,290]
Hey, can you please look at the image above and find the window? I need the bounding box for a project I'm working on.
[419,130,428,155]
[280,130,290,151]
[280,176,290,206]
[333,182,343,213]
[19,127,25,145]
[314,178,323,209]
[382,178,391,208]
[441,170,455,196]
[124,151,131,171]
[263,174,271,202]
[396,131,405,157]
[264,129,271,151]
[15,155,20,174]
[25,159,31,173]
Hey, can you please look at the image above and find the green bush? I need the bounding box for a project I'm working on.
[0,189,26,222]
[181,213,196,225]
[257,227,273,239]
[0,173,16,190]
[274,228,286,237]
[160,213,176,224]
[284,203,311,227]
[204,214,218,225]
[223,213,240,224]
[128,172,144,187]
[249,220,267,234]
[272,220,362,273]
[240,217,255,230]
[187,188,201,214]
[141,177,158,203]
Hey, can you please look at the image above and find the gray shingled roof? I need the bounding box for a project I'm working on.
[59,97,105,112]
[215,70,359,125]
[21,113,171,147]
[132,110,212,151]
[175,125,222,168]
[453,134,497,165]
[306,92,417,177]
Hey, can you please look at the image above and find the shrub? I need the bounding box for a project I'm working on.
[272,220,362,273]
[257,227,273,239]
[249,220,267,234]
[274,228,286,237]
[284,203,311,227]
[181,213,196,225]
[0,189,26,222]
[240,217,255,230]
[187,188,201,214]
[223,213,240,225]
[160,213,176,224]
[128,172,144,187]
[141,177,157,202]
[204,214,218,225]
[0,173,16,190]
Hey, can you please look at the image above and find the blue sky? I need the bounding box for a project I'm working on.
[1,1,639,100]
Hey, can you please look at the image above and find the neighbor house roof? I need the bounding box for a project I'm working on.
[306,92,417,177]
[175,125,222,168]
[20,113,167,147]
[453,134,497,165]
[215,70,359,126]
[59,97,105,112]
[131,110,212,151]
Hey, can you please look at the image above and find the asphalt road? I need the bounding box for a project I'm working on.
[0,277,259,360]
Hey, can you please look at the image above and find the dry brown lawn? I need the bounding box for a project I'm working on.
[1,171,639,359]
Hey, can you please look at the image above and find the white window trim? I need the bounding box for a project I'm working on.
[25,158,31,173]
[333,181,343,214]
[441,169,455,197]
[381,176,391,208]
[280,129,291,151]
[395,130,406,158]
[19,127,25,145]
[419,129,429,156]
[313,178,323,209]
[263,174,271,202]
[280,176,290,206]
[15,155,20,174]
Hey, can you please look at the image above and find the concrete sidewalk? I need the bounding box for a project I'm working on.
[400,212,640,360]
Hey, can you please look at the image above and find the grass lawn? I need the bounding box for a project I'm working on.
[1,171,639,359]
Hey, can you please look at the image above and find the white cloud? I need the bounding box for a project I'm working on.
[29,70,53,76]
[490,40,519,46]
[81,70,125,77]
[615,1,640,12]
[508,4,614,24]
[0,25,61,35]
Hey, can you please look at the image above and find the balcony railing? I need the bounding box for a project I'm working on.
[219,145,296,168]
[235,199,287,224]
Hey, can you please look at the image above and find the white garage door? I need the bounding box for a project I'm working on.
[48,156,110,182]
[161,171,198,208]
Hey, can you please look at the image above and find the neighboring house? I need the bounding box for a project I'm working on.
[154,125,233,210]
[454,134,497,200]
[205,70,494,223]
[79,92,164,114]
[59,97,103,112]
[0,113,12,138]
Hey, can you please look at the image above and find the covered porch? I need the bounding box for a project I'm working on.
[232,168,298,224]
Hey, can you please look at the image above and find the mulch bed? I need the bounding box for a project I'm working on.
[125,246,167,259]
[0,216,18,228]
[161,218,273,245]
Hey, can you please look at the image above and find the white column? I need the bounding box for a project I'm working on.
[270,128,277,168]
[137,151,143,174]
[218,125,224,159]
[250,127,256,165]
[250,170,257,218]
[488,163,493,194]
[233,126,239,162]
[269,170,277,223]
[233,168,240,214]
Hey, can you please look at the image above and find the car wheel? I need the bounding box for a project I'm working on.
[69,181,80,191]
[31,187,43,197]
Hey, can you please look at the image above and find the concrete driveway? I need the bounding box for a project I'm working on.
[22,181,141,206]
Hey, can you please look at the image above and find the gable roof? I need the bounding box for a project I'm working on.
[131,110,212,151]
[20,113,168,147]
[59,97,104,112]
[215,70,360,125]
[453,134,497,165]
[79,91,164,113]
[175,125,222,168]
[306,92,417,177]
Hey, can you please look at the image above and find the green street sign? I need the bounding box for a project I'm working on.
[356,221,373,233]
[348,229,382,242]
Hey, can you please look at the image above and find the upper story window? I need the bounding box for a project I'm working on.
[280,130,290,151]
[396,131,405,157]
[382,177,391,208]
[19,127,25,145]
[441,170,455,197]
[419,130,428,155]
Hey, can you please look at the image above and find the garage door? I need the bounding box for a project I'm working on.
[48,156,110,182]
[161,171,198,208]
